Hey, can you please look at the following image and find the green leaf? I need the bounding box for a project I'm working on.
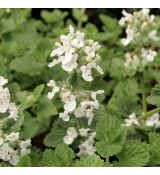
[21,111,48,139]
[41,9,68,23]
[16,84,44,110]
[44,119,69,148]
[42,144,75,167]
[73,155,111,167]
[147,84,160,107]
[99,14,122,41]
[147,133,160,165]
[9,52,45,76]
[72,9,88,23]
[96,114,126,158]
[114,140,150,167]
[107,78,140,116]
[34,96,58,119]
[17,156,31,167]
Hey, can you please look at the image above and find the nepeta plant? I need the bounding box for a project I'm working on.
[0,76,31,166]
[47,25,104,157]
[1,8,160,167]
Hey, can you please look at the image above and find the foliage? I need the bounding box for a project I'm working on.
[0,8,160,167]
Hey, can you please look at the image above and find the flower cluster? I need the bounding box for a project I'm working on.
[49,25,104,81]
[0,76,18,121]
[47,80,104,125]
[63,127,96,157]
[0,132,31,166]
[119,9,159,75]
[122,112,160,129]
[47,25,104,157]
[0,76,31,166]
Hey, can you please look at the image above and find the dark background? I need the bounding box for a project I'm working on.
[32,8,160,27]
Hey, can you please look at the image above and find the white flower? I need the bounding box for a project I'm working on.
[148,30,160,42]
[59,111,70,121]
[91,90,104,102]
[74,106,86,118]
[61,90,76,113]
[80,55,104,82]
[86,108,94,125]
[0,137,4,145]
[47,80,60,100]
[119,10,133,26]
[8,103,19,121]
[19,139,31,149]
[79,128,90,137]
[85,42,101,57]
[20,147,31,156]
[0,76,8,86]
[71,31,85,48]
[77,132,96,157]
[121,28,135,46]
[141,48,157,62]
[9,152,20,166]
[5,132,19,142]
[80,65,93,81]
[62,53,78,72]
[63,127,78,145]
[19,139,31,156]
[146,113,160,128]
[0,143,12,161]
[122,113,139,127]
[0,87,10,113]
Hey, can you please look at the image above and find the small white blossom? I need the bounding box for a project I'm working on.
[85,42,101,58]
[8,103,19,121]
[80,65,93,81]
[122,113,139,127]
[146,113,160,128]
[19,139,31,156]
[121,28,135,46]
[74,106,86,118]
[61,90,76,113]
[141,48,157,62]
[47,80,60,100]
[5,132,19,142]
[0,76,8,86]
[77,132,96,157]
[71,31,85,48]
[79,128,90,137]
[63,127,78,145]
[0,138,4,145]
[148,30,160,41]
[59,111,70,121]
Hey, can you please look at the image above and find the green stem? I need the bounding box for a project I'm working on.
[140,107,160,119]
[140,77,147,114]
[77,8,86,29]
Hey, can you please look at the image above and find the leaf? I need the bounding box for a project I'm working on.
[21,111,48,139]
[147,133,160,165]
[73,155,111,167]
[42,144,75,167]
[114,140,150,167]
[34,96,58,119]
[16,84,44,110]
[72,9,88,23]
[44,119,69,148]
[99,14,122,41]
[147,84,160,107]
[9,52,45,76]
[17,156,31,167]
[107,78,140,116]
[96,113,126,158]
[41,9,68,23]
